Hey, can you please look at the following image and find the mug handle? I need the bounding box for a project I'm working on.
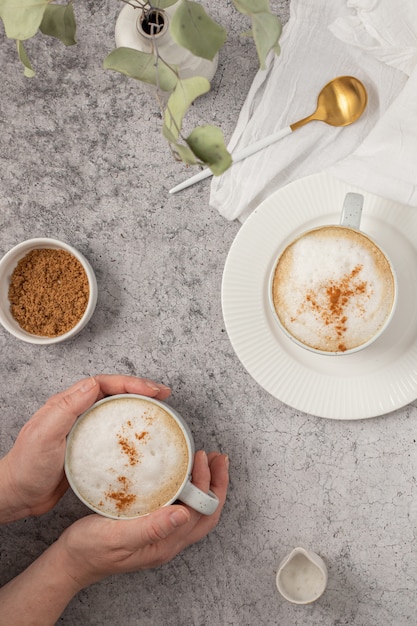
[340,192,363,229]
[177,481,219,515]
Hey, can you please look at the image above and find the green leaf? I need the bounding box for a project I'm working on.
[40,2,77,46]
[0,0,49,40]
[17,40,35,77]
[161,122,199,164]
[251,12,282,68]
[103,47,179,92]
[232,0,282,68]
[153,0,178,8]
[170,0,226,61]
[171,142,199,165]
[162,123,178,144]
[163,76,210,141]
[233,0,271,14]
[186,125,232,175]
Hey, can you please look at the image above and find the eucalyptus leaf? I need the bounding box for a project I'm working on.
[171,142,199,165]
[162,123,178,144]
[164,76,210,141]
[0,0,48,40]
[170,0,226,61]
[251,12,282,69]
[161,122,199,163]
[233,0,271,15]
[17,40,35,77]
[186,125,231,175]
[153,0,179,8]
[103,47,178,92]
[40,3,77,46]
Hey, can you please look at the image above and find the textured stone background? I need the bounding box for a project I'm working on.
[2,2,417,625]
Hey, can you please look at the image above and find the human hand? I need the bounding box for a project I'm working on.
[0,375,171,523]
[54,450,229,590]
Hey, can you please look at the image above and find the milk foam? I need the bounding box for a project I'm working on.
[272,226,395,352]
[66,397,189,517]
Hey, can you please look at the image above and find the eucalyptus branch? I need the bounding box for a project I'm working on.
[0,0,282,174]
[145,23,192,158]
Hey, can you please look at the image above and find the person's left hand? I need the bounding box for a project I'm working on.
[0,375,171,522]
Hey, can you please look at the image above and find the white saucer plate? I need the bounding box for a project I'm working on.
[221,172,417,419]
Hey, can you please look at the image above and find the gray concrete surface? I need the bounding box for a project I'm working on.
[2,2,417,625]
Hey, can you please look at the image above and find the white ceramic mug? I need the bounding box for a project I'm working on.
[269,193,397,355]
[65,394,219,519]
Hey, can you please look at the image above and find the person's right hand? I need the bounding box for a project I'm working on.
[54,450,229,591]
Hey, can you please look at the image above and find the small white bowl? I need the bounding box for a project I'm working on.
[0,238,98,344]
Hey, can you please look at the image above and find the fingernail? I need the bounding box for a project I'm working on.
[170,508,190,527]
[79,377,97,393]
[224,455,230,470]
[145,381,162,392]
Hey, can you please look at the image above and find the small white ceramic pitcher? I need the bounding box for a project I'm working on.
[276,547,328,604]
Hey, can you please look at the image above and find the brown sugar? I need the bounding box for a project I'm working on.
[8,248,89,337]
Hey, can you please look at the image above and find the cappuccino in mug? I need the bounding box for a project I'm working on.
[271,225,396,354]
[65,395,198,518]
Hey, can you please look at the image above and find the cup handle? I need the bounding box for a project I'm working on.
[340,192,364,229]
[177,481,219,515]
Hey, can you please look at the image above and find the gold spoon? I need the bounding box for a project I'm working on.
[169,75,368,194]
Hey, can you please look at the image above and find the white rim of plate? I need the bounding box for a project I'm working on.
[221,171,417,420]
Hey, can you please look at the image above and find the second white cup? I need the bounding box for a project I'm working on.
[269,193,397,355]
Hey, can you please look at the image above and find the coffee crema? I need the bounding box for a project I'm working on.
[271,226,396,353]
[66,397,189,518]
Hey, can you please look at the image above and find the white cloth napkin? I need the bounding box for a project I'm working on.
[209,0,417,222]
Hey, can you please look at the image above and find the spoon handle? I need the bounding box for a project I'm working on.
[169,125,293,194]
